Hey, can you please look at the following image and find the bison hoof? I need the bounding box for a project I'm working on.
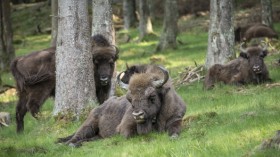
[170,133,179,140]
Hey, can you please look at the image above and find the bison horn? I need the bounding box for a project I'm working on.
[152,66,169,88]
[240,42,247,53]
[117,71,129,90]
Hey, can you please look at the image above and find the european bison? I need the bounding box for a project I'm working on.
[235,23,278,42]
[204,43,271,90]
[92,35,119,104]
[10,34,118,133]
[57,66,187,147]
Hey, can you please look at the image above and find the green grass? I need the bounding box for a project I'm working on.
[1,3,280,157]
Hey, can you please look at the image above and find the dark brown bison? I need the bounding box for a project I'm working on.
[10,34,118,133]
[92,35,119,104]
[235,23,278,42]
[204,43,271,90]
[57,66,187,147]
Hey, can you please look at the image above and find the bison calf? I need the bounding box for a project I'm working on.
[204,43,271,89]
[57,66,187,147]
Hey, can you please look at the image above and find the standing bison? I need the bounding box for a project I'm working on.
[235,23,278,42]
[57,66,187,147]
[204,43,271,90]
[10,34,118,133]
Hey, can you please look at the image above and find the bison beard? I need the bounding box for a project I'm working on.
[136,119,154,135]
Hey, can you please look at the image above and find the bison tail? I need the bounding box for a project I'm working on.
[10,59,25,91]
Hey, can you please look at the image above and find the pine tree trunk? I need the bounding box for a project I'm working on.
[261,0,273,28]
[50,0,58,47]
[123,0,137,30]
[156,0,178,52]
[0,0,15,72]
[205,0,235,69]
[92,0,115,44]
[139,0,153,40]
[53,0,96,117]
[92,0,116,98]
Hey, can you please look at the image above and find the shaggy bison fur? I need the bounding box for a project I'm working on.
[204,44,271,89]
[10,34,118,133]
[57,66,187,147]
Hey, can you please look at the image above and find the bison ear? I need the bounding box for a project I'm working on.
[159,87,170,97]
[239,52,248,59]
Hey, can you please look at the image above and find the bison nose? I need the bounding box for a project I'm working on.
[253,65,262,73]
[100,76,109,86]
[132,110,145,123]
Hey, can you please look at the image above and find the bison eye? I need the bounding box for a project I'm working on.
[149,95,156,104]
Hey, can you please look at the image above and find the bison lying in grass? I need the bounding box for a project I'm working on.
[204,43,271,90]
[57,66,187,147]
[235,23,278,42]
[11,34,118,133]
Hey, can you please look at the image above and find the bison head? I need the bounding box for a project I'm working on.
[93,46,119,86]
[118,66,169,134]
[240,43,268,83]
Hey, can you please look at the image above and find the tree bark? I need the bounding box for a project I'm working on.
[0,0,15,72]
[139,0,153,40]
[261,0,273,28]
[92,0,115,44]
[156,0,178,52]
[50,0,58,47]
[92,0,116,98]
[53,0,96,117]
[123,0,137,30]
[205,0,235,69]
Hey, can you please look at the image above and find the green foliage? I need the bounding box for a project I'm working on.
[1,3,280,157]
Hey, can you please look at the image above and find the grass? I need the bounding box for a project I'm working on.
[1,3,280,157]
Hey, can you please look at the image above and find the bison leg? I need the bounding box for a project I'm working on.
[166,120,182,139]
[61,109,100,146]
[56,133,75,143]
[26,85,54,118]
[16,94,28,133]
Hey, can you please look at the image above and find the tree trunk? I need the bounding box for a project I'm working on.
[0,0,15,72]
[261,0,273,28]
[53,0,96,117]
[156,0,178,52]
[92,0,115,44]
[123,0,137,30]
[149,0,156,20]
[205,0,235,69]
[139,0,153,40]
[92,0,116,98]
[50,0,58,47]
